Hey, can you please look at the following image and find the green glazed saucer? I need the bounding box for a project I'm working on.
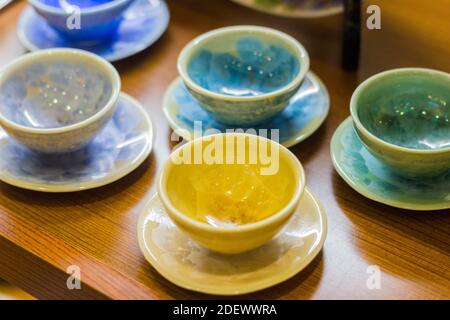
[331,117,450,211]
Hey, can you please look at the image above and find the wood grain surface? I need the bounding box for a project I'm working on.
[0,0,449,300]
[0,279,34,300]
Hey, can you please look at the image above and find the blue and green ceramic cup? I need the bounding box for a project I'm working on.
[350,68,450,178]
[177,26,310,126]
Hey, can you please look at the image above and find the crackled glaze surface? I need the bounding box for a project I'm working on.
[18,0,170,61]
[186,83,300,125]
[331,118,450,210]
[357,72,450,150]
[179,26,308,126]
[0,59,112,128]
[163,72,329,147]
[0,93,153,192]
[137,189,326,295]
[188,37,299,96]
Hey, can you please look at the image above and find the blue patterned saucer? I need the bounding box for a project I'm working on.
[163,72,329,147]
[0,93,153,192]
[17,0,170,62]
[331,117,450,211]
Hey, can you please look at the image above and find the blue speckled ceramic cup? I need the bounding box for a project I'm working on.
[28,0,134,42]
[0,48,121,153]
[178,26,310,126]
[350,68,450,178]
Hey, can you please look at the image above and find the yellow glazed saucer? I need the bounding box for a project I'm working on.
[137,188,327,295]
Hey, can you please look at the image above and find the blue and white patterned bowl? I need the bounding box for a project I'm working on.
[18,0,170,62]
[177,26,310,126]
[0,48,121,153]
[28,0,134,42]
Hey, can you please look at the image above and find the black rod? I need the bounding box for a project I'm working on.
[342,0,361,71]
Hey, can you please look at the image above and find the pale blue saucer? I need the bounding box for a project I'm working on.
[17,0,170,62]
[331,117,450,211]
[0,93,153,192]
[163,72,329,147]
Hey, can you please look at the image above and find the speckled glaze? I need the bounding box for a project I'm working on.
[18,0,170,62]
[178,26,309,126]
[187,38,299,96]
[351,68,450,178]
[0,48,120,153]
[137,189,326,295]
[0,93,153,192]
[28,0,134,42]
[331,117,450,211]
[0,59,112,128]
[163,72,329,147]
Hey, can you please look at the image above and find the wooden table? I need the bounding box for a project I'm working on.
[0,0,449,300]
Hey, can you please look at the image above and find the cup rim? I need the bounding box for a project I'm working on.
[350,67,450,155]
[177,25,310,102]
[28,0,132,15]
[157,132,306,234]
[0,48,121,135]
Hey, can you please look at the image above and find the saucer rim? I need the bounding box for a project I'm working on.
[16,1,170,62]
[163,71,329,148]
[331,117,450,211]
[230,0,343,19]
[0,92,154,193]
[137,188,327,296]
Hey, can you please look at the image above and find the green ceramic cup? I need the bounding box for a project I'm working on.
[350,68,450,178]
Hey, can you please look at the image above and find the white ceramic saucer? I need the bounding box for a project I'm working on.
[0,93,153,192]
[137,188,327,295]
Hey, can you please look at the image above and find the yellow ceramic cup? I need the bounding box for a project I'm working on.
[157,133,306,254]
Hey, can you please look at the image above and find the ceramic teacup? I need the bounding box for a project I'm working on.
[0,48,121,153]
[178,26,310,126]
[157,132,306,254]
[350,68,450,178]
[28,0,134,42]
